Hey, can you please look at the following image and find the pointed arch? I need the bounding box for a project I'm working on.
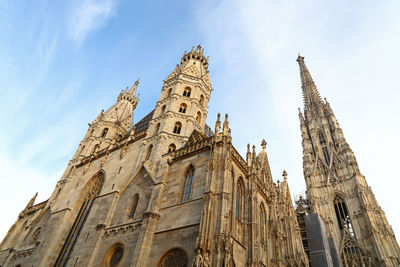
[260,203,266,244]
[180,165,195,202]
[154,123,160,135]
[199,94,205,107]
[168,143,176,153]
[54,171,105,267]
[236,177,244,221]
[161,105,166,114]
[333,194,354,236]
[158,247,188,267]
[196,111,202,123]
[92,144,100,154]
[146,145,153,160]
[129,193,139,219]
[101,128,109,138]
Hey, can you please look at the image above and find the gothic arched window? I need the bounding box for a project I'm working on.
[161,105,166,114]
[173,122,182,134]
[101,128,109,138]
[333,195,354,236]
[146,145,153,160]
[183,87,191,97]
[199,94,205,107]
[168,143,176,153]
[178,103,187,113]
[129,194,139,219]
[92,144,100,154]
[167,88,172,98]
[196,112,202,123]
[181,165,195,203]
[159,248,188,267]
[154,123,160,135]
[54,171,105,266]
[319,131,330,165]
[236,179,244,221]
[104,243,124,267]
[260,204,266,243]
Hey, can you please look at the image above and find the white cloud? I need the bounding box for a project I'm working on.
[68,0,118,45]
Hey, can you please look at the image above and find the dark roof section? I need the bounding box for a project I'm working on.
[133,109,155,133]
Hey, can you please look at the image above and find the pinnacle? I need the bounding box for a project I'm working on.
[297,55,323,111]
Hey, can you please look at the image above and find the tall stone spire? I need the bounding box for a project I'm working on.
[297,54,323,113]
[296,55,400,266]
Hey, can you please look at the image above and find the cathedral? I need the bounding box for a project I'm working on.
[0,46,398,267]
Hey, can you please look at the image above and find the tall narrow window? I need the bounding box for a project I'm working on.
[80,145,86,154]
[178,103,187,113]
[196,112,202,123]
[181,165,195,202]
[183,87,191,97]
[129,194,139,219]
[54,172,105,267]
[146,145,153,160]
[161,105,166,114]
[319,131,330,165]
[173,122,182,134]
[322,147,330,165]
[168,144,176,153]
[101,128,108,138]
[199,95,205,107]
[154,123,160,135]
[167,88,172,97]
[333,195,354,236]
[260,204,266,243]
[236,179,244,221]
[92,144,100,154]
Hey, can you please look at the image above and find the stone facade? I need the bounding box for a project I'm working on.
[297,55,400,267]
[0,46,308,267]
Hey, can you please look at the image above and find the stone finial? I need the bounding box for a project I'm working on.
[261,139,267,150]
[252,145,256,162]
[282,170,288,180]
[128,77,140,95]
[215,113,221,133]
[223,113,229,135]
[246,144,251,165]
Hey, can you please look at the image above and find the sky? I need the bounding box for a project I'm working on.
[1,0,400,242]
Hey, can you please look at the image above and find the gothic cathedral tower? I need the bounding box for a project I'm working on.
[297,55,400,266]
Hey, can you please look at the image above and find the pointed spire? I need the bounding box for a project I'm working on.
[297,54,323,111]
[128,78,140,95]
[223,113,229,135]
[246,144,251,165]
[215,113,221,133]
[252,145,256,163]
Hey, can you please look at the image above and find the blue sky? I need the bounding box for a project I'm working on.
[1,0,400,241]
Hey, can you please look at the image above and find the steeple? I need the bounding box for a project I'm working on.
[296,55,400,265]
[297,54,323,113]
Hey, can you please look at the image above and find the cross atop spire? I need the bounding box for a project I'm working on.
[297,55,323,112]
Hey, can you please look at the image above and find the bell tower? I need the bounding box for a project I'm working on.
[145,45,212,160]
[297,55,400,266]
